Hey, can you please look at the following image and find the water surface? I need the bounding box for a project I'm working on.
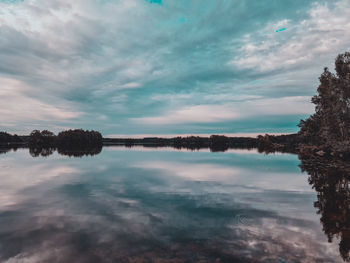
[0,147,343,262]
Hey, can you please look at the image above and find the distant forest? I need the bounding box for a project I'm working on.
[28,129,103,148]
[0,127,299,156]
[0,129,103,157]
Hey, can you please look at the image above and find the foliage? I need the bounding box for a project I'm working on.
[57,129,102,148]
[29,130,56,147]
[27,129,103,157]
[299,52,350,145]
[210,135,229,152]
[0,131,22,144]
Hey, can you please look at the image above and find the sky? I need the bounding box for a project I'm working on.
[0,0,350,137]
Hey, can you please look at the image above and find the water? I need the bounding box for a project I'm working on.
[0,147,344,262]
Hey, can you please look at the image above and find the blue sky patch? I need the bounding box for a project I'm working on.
[149,0,162,5]
[276,27,287,32]
[0,0,23,3]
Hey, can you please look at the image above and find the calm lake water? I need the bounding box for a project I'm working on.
[0,147,344,262]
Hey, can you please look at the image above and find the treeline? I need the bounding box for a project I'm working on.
[173,135,256,151]
[104,135,256,151]
[103,134,294,152]
[1,130,305,155]
[27,129,103,157]
[0,129,103,157]
[0,132,24,145]
[1,131,301,156]
[23,129,102,157]
[28,129,102,148]
[256,133,303,154]
[2,130,299,154]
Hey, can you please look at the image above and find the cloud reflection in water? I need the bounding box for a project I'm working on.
[0,147,343,262]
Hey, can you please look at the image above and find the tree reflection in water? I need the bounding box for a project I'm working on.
[29,147,55,157]
[2,145,350,260]
[28,146,102,157]
[299,155,350,261]
[57,146,102,157]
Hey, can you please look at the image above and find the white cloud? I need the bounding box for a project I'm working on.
[0,0,162,96]
[244,96,314,116]
[132,104,241,125]
[133,96,314,125]
[231,0,350,72]
[0,77,82,126]
[119,82,142,89]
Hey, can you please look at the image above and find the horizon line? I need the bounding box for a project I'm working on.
[105,132,292,139]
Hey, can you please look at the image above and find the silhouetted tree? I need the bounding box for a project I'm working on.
[27,129,103,157]
[125,138,134,147]
[28,130,56,147]
[257,134,274,153]
[0,131,23,144]
[57,129,102,149]
[299,52,350,147]
[210,135,229,152]
[171,136,208,150]
[56,129,102,157]
[28,130,42,146]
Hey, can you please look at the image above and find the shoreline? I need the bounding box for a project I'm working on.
[2,133,349,160]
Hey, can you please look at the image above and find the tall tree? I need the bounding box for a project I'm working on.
[299,52,350,146]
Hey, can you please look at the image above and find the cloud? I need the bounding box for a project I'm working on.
[0,77,82,127]
[136,159,312,192]
[0,162,79,207]
[0,147,341,262]
[231,0,350,73]
[133,96,314,125]
[0,0,348,134]
[137,161,241,182]
[133,104,241,125]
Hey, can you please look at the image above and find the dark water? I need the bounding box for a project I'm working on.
[0,147,345,262]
